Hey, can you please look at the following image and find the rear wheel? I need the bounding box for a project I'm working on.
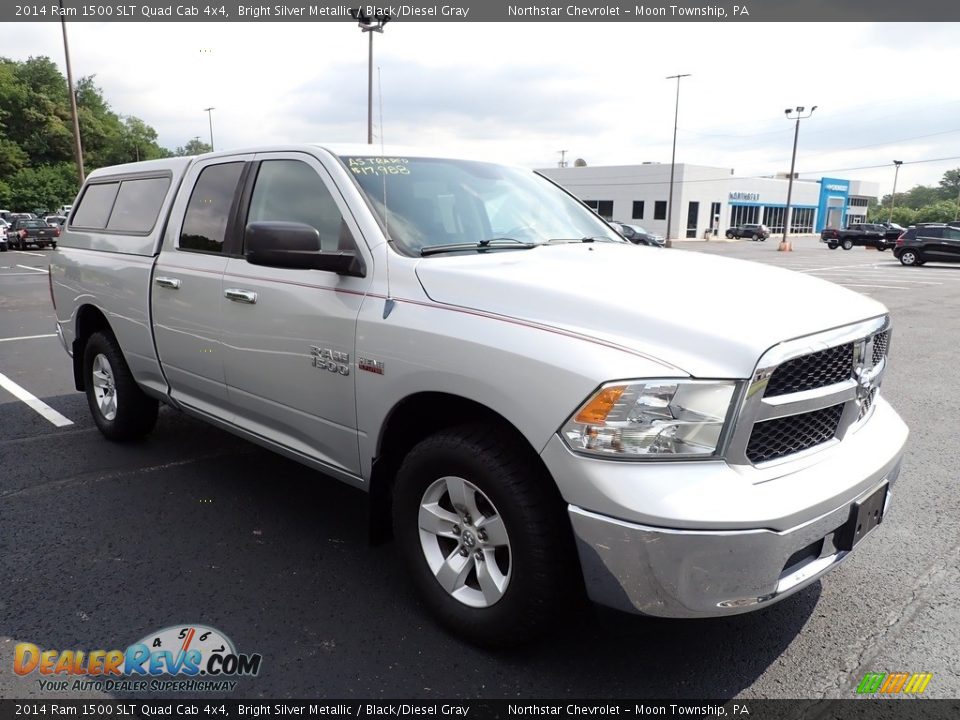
[841,239,854,250]
[725,231,734,239]
[392,424,578,647]
[83,330,159,440]
[899,250,921,266]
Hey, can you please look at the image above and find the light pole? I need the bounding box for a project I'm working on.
[780,105,817,252]
[59,0,84,184]
[203,107,215,151]
[888,160,903,223]
[665,74,691,247]
[349,8,390,144]
[558,150,568,168]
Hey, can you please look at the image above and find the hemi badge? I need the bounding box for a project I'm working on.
[358,358,385,375]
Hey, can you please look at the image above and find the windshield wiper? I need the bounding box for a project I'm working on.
[420,238,538,257]
[546,236,622,244]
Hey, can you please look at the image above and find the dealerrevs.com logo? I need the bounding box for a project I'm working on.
[14,625,262,693]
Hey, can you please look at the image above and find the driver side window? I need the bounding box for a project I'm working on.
[247,159,355,252]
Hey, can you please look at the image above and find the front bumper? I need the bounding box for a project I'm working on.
[547,399,908,618]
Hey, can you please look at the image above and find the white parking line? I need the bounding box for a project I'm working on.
[839,283,912,290]
[12,250,46,258]
[0,372,73,427]
[15,264,47,273]
[0,333,56,343]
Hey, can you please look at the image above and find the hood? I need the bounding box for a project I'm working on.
[414,243,887,378]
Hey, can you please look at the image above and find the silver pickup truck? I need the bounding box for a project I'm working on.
[50,145,907,646]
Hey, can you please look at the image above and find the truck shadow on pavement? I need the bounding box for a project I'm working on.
[3,404,817,700]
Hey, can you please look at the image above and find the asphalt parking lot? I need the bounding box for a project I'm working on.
[2,237,958,701]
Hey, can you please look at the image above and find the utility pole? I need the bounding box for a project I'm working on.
[888,160,903,223]
[780,105,817,252]
[558,150,568,168]
[59,0,84,184]
[349,8,390,144]
[203,107,215,151]
[665,74,691,247]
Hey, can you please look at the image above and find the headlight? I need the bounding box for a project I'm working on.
[561,380,738,458]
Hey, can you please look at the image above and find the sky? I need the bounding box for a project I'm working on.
[2,20,959,197]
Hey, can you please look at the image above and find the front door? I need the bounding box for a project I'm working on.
[220,152,372,477]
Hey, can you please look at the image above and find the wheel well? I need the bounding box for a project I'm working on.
[71,305,111,391]
[367,392,563,545]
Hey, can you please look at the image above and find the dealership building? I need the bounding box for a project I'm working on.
[538,163,879,239]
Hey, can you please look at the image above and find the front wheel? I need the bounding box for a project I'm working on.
[828,242,838,249]
[899,250,921,266]
[83,330,159,441]
[392,425,578,647]
[841,239,854,250]
[725,231,734,239]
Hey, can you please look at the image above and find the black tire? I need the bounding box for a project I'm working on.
[392,424,578,647]
[841,239,854,250]
[898,249,921,267]
[83,330,159,441]
[877,246,887,252]
[828,242,838,250]
[50,242,57,250]
[725,231,734,239]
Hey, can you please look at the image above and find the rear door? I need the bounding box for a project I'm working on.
[917,226,946,260]
[219,151,373,477]
[152,155,252,419]
[941,226,960,262]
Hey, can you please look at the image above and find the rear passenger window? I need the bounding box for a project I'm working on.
[921,227,943,239]
[72,182,120,229]
[106,177,171,233]
[179,162,244,254]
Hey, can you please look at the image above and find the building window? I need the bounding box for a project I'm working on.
[791,207,815,234]
[686,201,699,238]
[632,201,644,219]
[584,199,613,218]
[654,201,667,220]
[763,206,785,235]
[729,205,759,227]
[710,202,721,230]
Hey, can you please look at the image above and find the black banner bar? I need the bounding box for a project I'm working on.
[2,700,960,720]
[4,0,960,23]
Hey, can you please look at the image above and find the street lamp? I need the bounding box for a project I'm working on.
[780,105,817,252]
[665,73,691,247]
[59,0,84,184]
[203,107,215,151]
[349,8,390,144]
[888,160,903,223]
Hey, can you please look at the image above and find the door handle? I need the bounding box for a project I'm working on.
[224,288,258,304]
[154,276,181,289]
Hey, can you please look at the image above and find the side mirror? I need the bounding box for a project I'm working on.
[245,221,364,276]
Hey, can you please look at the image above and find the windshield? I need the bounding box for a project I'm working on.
[340,156,623,255]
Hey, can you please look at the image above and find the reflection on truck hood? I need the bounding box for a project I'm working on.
[414,243,887,378]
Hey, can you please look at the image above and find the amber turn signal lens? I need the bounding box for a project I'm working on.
[574,385,626,424]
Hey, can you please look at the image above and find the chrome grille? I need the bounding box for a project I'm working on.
[727,316,891,468]
[872,330,889,365]
[746,404,844,464]
[765,343,854,397]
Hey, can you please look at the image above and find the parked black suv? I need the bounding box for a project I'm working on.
[725,223,770,240]
[894,223,960,266]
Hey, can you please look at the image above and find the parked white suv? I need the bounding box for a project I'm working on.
[49,145,907,645]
